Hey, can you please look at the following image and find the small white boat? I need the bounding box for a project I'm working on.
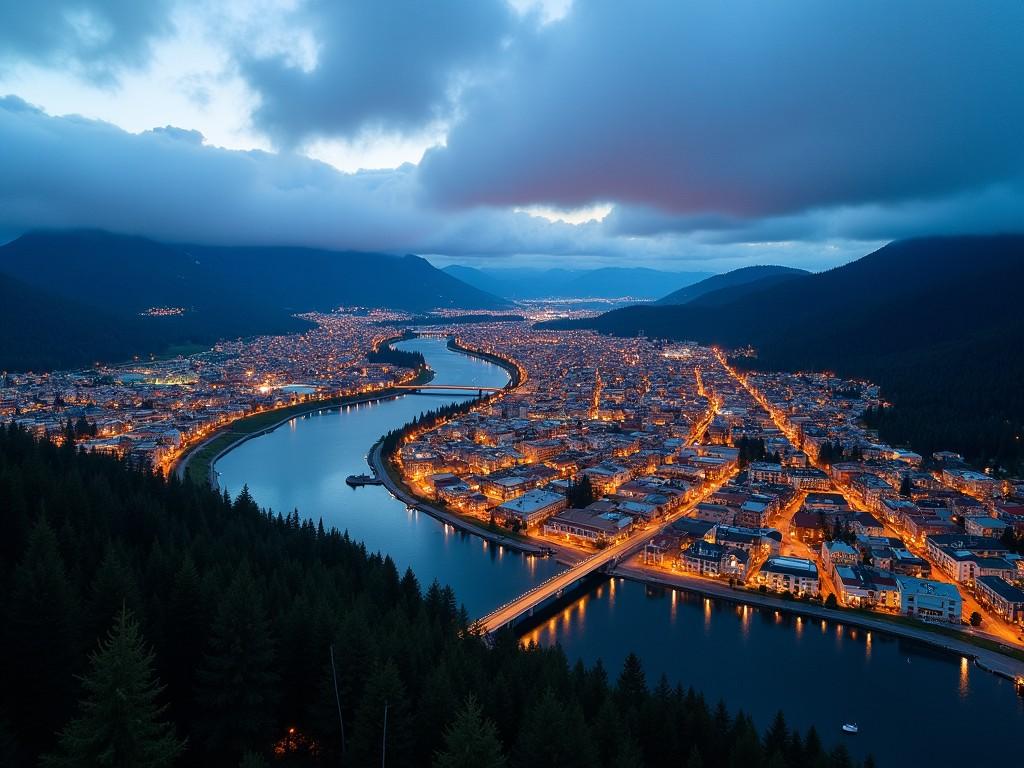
[841,723,859,735]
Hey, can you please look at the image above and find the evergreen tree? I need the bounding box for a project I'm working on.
[434,695,507,768]
[4,516,80,752]
[43,609,183,768]
[350,660,412,768]
[195,567,278,760]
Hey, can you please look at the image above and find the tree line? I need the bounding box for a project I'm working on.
[0,424,872,767]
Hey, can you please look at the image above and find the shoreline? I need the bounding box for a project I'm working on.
[610,562,1024,685]
[369,441,547,556]
[172,367,435,487]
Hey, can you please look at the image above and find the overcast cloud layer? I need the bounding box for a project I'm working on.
[1,0,1022,270]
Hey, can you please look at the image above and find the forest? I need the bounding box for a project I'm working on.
[0,424,871,767]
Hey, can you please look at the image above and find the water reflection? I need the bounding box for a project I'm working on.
[523,578,1024,767]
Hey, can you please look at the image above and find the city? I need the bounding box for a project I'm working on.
[3,3,1024,767]
[6,310,1023,659]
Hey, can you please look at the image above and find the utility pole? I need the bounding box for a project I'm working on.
[381,701,389,768]
[330,645,346,760]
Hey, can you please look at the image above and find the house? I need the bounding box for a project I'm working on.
[821,540,859,572]
[833,565,900,609]
[895,576,962,623]
[757,556,820,597]
[681,540,748,579]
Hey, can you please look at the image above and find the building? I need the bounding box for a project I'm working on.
[895,576,962,623]
[821,540,859,572]
[496,489,567,529]
[942,468,997,498]
[964,516,1010,538]
[833,565,900,609]
[757,556,820,597]
[681,540,748,579]
[975,576,1024,625]
[926,534,1010,584]
[544,507,633,545]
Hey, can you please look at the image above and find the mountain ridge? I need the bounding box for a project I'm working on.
[540,235,1024,467]
[0,230,508,371]
[654,265,809,305]
[442,264,714,300]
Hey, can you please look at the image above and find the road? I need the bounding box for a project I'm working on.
[476,379,726,634]
[475,474,730,633]
[719,352,1024,649]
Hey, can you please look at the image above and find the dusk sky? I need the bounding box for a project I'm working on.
[1,0,1022,271]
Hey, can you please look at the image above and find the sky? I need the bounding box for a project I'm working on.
[1,0,1022,273]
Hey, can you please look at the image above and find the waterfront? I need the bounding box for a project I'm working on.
[216,337,1024,766]
[215,337,564,617]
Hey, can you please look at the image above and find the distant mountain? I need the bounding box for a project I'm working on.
[542,235,1024,468]
[654,265,808,305]
[188,246,511,313]
[441,264,714,300]
[0,230,508,371]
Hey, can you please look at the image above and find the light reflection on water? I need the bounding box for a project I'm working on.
[522,580,1024,767]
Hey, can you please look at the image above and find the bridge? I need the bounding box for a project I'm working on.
[473,481,726,635]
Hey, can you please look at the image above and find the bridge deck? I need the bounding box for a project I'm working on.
[474,486,723,634]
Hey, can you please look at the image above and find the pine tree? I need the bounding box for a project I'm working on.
[195,567,278,760]
[433,695,507,768]
[350,660,412,768]
[4,516,79,752]
[615,652,648,711]
[43,609,183,768]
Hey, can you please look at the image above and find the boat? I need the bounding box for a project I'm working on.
[841,723,859,735]
[346,473,382,487]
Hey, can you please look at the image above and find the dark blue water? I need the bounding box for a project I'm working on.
[216,338,565,616]
[217,337,1024,767]
[523,579,1024,766]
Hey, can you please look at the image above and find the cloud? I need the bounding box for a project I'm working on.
[0,0,175,81]
[420,0,1024,223]
[238,0,515,146]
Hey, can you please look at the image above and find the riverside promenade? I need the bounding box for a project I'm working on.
[612,561,1024,685]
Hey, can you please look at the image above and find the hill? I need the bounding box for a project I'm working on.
[442,264,714,300]
[0,272,167,372]
[542,236,1024,468]
[654,265,808,305]
[0,230,507,371]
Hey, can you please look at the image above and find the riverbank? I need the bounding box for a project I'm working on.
[446,336,524,388]
[173,368,434,488]
[365,335,551,556]
[612,560,1024,685]
[368,440,547,556]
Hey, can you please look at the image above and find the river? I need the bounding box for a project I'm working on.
[215,337,1024,767]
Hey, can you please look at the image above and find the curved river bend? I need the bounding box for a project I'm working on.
[216,338,1023,767]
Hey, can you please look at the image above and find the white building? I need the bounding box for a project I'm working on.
[895,576,962,623]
